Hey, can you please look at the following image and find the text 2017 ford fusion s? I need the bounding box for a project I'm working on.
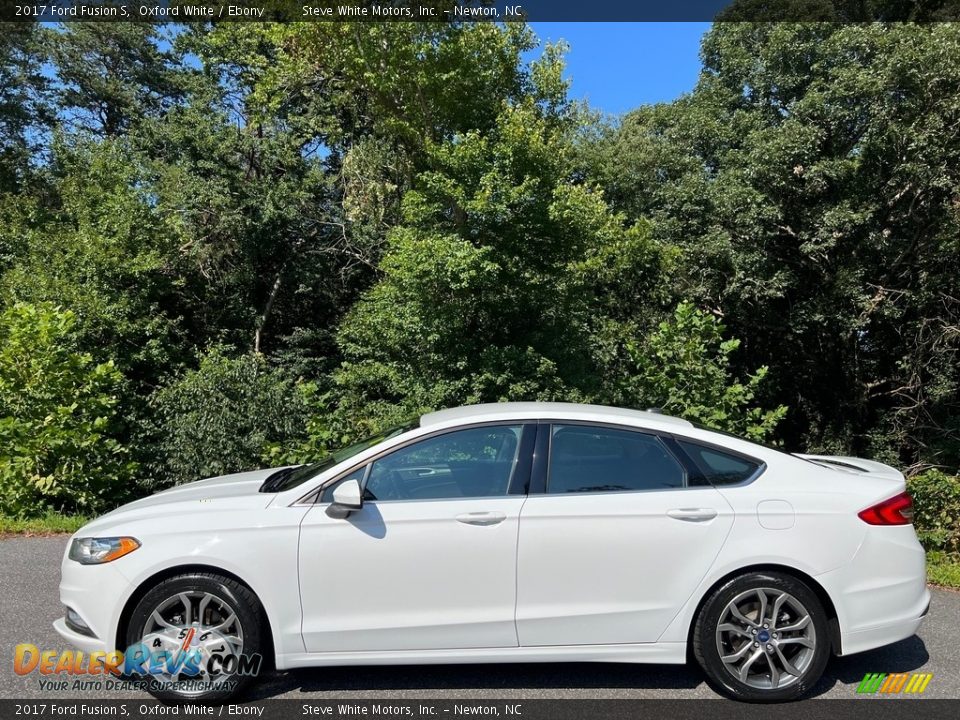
[56,402,929,702]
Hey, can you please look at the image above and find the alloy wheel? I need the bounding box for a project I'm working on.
[714,587,817,690]
[138,590,245,697]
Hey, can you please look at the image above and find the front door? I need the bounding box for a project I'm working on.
[298,423,532,653]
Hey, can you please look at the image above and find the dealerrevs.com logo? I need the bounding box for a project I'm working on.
[14,638,262,694]
[856,672,934,695]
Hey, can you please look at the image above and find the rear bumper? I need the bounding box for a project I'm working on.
[837,589,929,656]
[818,525,930,656]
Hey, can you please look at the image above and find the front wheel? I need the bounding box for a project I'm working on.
[125,573,265,703]
[693,572,831,702]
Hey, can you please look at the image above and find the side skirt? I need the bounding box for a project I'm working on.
[275,642,688,670]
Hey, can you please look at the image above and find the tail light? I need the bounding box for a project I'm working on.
[858,491,914,526]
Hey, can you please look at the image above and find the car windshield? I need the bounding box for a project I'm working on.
[259,418,420,493]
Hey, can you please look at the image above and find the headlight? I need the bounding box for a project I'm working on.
[69,537,140,564]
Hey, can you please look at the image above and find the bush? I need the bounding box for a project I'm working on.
[0,302,134,517]
[144,348,309,489]
[908,470,960,556]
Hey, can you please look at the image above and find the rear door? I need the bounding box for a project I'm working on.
[516,423,735,646]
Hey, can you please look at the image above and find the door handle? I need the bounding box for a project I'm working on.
[455,511,506,526]
[667,508,718,523]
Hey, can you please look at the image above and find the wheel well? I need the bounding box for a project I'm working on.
[115,564,275,668]
[686,564,842,656]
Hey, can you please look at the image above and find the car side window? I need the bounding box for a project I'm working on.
[364,425,524,501]
[677,440,761,486]
[547,425,685,493]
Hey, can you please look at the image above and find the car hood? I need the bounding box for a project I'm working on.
[79,467,290,533]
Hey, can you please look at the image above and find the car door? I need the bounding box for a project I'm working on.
[298,423,534,653]
[516,423,735,646]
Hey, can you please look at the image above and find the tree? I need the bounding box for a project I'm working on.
[0,21,50,194]
[624,303,787,441]
[48,23,187,137]
[0,303,133,517]
[143,348,309,489]
[1,137,189,392]
[326,38,777,438]
[584,23,960,470]
[131,25,360,367]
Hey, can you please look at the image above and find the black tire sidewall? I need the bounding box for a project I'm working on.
[125,573,264,703]
[694,572,831,702]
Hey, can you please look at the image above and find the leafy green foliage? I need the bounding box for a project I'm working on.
[0,22,50,194]
[245,22,542,154]
[262,382,372,466]
[49,24,186,136]
[0,20,957,524]
[584,23,960,470]
[332,98,667,429]
[1,137,187,389]
[0,303,133,517]
[143,349,309,489]
[624,303,787,441]
[908,470,960,556]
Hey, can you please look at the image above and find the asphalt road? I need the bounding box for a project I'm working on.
[1,536,957,701]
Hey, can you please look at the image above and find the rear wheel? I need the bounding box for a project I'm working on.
[693,571,830,701]
[125,573,265,703]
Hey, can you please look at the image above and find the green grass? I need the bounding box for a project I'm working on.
[0,511,89,535]
[927,551,960,589]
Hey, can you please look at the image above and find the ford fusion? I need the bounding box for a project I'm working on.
[56,402,929,702]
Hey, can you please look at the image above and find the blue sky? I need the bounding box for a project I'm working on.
[529,23,711,115]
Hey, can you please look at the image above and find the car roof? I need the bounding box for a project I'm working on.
[420,402,693,430]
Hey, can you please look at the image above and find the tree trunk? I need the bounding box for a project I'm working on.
[253,271,283,355]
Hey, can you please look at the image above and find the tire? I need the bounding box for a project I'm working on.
[124,573,266,703]
[693,571,831,702]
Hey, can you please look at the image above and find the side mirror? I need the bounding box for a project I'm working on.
[325,478,363,519]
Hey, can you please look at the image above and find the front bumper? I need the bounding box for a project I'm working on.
[52,617,105,655]
[55,552,133,655]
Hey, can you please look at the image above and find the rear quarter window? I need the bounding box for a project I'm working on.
[678,440,761,486]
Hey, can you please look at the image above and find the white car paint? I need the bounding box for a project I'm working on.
[516,485,734,645]
[55,402,929,687]
[299,494,525,652]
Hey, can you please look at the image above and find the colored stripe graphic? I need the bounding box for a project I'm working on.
[857,672,933,694]
[858,673,887,693]
[889,674,909,693]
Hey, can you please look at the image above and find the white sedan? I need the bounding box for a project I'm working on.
[56,402,929,702]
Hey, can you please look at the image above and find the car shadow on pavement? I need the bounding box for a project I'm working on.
[240,635,930,701]
[808,635,930,698]
[241,661,706,700]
